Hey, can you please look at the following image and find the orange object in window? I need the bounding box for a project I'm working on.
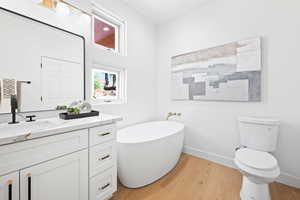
[94,17,115,49]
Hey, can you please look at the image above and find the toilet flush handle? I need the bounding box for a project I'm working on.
[235,145,247,151]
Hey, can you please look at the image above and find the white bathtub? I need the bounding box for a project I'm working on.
[117,121,184,188]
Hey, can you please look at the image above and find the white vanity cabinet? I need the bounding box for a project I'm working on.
[19,150,88,200]
[0,118,119,200]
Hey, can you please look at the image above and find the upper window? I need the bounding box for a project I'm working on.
[93,16,119,52]
[92,5,126,55]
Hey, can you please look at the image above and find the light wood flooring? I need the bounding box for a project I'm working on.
[112,153,300,200]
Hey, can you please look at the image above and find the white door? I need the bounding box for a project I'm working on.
[41,57,84,110]
[20,150,88,200]
[0,172,19,200]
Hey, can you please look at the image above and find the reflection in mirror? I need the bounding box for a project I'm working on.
[0,7,85,114]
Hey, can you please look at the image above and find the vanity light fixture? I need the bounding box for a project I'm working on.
[39,0,57,10]
[38,0,91,17]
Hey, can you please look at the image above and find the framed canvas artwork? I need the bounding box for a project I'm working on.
[171,37,262,102]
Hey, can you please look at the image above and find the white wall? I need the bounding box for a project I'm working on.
[0,0,157,127]
[1,0,300,189]
[156,0,300,188]
[87,0,157,127]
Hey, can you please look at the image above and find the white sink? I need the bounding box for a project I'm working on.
[0,120,58,137]
[0,118,72,144]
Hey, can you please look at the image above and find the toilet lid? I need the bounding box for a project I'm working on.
[236,148,278,170]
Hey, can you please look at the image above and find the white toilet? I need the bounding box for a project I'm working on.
[235,116,280,200]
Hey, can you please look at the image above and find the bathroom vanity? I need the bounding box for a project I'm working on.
[0,6,121,200]
[0,114,122,200]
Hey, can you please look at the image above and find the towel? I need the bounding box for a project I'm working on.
[3,79,17,99]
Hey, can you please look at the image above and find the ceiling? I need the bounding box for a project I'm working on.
[120,0,211,24]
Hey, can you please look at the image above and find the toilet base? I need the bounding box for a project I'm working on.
[240,176,271,200]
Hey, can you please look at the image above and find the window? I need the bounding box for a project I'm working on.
[93,16,119,52]
[91,65,126,104]
[92,4,126,55]
[92,69,118,100]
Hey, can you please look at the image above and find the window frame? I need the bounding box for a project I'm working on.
[91,3,127,56]
[90,64,127,105]
[92,15,119,53]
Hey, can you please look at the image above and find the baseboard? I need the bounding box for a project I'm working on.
[183,146,235,169]
[277,172,300,189]
[183,145,300,189]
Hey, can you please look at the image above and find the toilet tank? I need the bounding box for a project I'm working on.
[238,116,280,152]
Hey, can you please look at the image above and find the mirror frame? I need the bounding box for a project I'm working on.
[0,6,86,114]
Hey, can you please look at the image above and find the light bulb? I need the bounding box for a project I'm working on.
[103,27,110,32]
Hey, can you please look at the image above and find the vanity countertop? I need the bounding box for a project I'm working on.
[0,114,122,146]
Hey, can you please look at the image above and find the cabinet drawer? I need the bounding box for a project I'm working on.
[89,124,116,146]
[0,129,88,176]
[90,167,117,200]
[89,141,116,178]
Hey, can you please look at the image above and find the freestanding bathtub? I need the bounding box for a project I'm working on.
[117,121,184,188]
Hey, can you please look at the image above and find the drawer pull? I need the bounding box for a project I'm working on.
[100,183,110,190]
[27,174,32,200]
[7,180,12,200]
[98,155,110,161]
[98,132,111,137]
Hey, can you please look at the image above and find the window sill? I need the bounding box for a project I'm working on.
[90,100,127,106]
[92,43,125,57]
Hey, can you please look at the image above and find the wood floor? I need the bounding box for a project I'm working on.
[111,153,300,200]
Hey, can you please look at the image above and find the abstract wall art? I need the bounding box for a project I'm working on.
[171,37,262,102]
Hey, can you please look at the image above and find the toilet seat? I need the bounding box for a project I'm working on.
[234,148,280,179]
[236,148,278,170]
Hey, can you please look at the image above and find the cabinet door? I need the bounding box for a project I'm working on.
[0,172,19,200]
[20,150,88,200]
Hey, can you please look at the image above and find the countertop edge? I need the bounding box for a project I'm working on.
[0,114,123,146]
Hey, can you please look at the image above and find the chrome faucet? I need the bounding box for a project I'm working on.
[166,112,182,120]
